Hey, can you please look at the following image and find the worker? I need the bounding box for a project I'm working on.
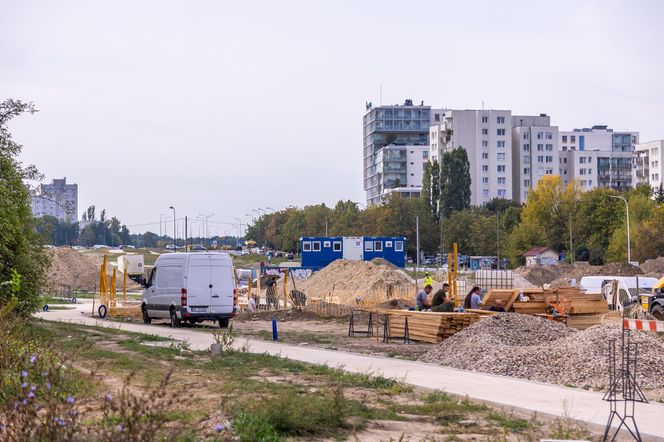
[415,285,433,310]
[488,299,506,312]
[423,272,433,288]
[431,285,455,312]
[266,276,277,310]
[463,286,482,310]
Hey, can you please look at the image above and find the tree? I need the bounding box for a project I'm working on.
[440,147,471,218]
[0,99,50,313]
[430,159,440,220]
[655,183,664,204]
[86,205,96,221]
[420,161,432,215]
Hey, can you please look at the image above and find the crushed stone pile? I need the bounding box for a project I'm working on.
[293,259,414,301]
[516,262,644,287]
[43,248,101,294]
[420,313,664,390]
[640,257,664,277]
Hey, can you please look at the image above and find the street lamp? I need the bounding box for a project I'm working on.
[169,206,176,251]
[609,195,631,264]
[235,217,243,247]
[198,213,214,247]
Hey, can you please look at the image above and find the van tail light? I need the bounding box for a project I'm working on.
[181,288,188,306]
[233,288,238,306]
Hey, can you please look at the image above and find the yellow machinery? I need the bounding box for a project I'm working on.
[447,242,459,306]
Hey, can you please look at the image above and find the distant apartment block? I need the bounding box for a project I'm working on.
[363,100,444,205]
[511,114,559,203]
[635,140,664,191]
[430,109,512,206]
[31,177,78,222]
[559,126,638,191]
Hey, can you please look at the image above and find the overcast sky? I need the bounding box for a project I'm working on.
[3,0,663,234]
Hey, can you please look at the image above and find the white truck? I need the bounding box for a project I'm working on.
[579,276,658,311]
[141,252,237,328]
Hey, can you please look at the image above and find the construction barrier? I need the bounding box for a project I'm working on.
[623,318,664,332]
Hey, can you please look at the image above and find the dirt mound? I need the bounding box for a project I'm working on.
[375,298,413,310]
[295,259,414,301]
[640,257,664,277]
[517,262,643,287]
[420,313,664,390]
[43,248,101,294]
[515,263,575,286]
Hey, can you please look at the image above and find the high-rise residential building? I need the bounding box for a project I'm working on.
[363,100,444,205]
[511,114,559,203]
[558,126,638,191]
[430,109,512,206]
[635,140,664,191]
[31,177,78,222]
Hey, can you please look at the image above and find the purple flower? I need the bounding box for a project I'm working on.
[29,355,37,365]
[21,399,27,406]
[116,424,123,432]
[30,385,36,392]
[66,395,75,404]
[214,423,225,432]
[27,392,35,399]
[21,382,27,389]
[105,393,113,401]
[70,410,78,416]
[54,417,65,426]
[46,382,52,391]
[20,370,28,379]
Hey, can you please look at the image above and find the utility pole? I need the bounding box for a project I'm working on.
[185,216,188,252]
[169,206,176,251]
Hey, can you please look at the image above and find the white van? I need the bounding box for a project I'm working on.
[579,276,658,310]
[142,253,237,328]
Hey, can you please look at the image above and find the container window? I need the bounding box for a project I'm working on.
[323,241,331,248]
[365,241,374,252]
[302,241,312,252]
[312,241,321,252]
[333,241,342,252]
[385,241,393,248]
[395,241,404,252]
[374,241,383,252]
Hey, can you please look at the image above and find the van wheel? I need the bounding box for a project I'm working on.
[142,305,151,324]
[653,305,664,321]
[218,318,230,329]
[170,309,181,328]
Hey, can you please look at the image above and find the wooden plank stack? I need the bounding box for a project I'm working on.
[381,310,482,344]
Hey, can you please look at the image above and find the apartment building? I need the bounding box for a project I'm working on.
[635,140,664,190]
[558,126,638,191]
[31,177,78,222]
[363,100,444,205]
[430,109,512,206]
[511,114,559,203]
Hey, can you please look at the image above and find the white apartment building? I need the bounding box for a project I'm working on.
[635,140,664,190]
[31,177,78,222]
[430,109,512,206]
[374,144,430,201]
[558,126,638,191]
[511,114,559,203]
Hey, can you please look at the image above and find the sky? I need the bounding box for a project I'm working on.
[2,0,664,235]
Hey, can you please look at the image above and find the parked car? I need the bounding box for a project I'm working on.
[141,252,236,328]
[235,245,243,251]
[286,253,294,260]
[191,245,207,251]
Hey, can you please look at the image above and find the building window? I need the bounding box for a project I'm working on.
[497,129,505,136]
[546,156,553,163]
[497,116,505,124]
[481,116,488,123]
[302,241,311,252]
[562,135,568,142]
[524,179,530,186]
[364,241,373,252]
[537,156,544,162]
[497,165,506,172]
[571,135,576,142]
[395,241,404,252]
[524,133,529,140]
[580,157,586,164]
[497,153,506,161]
[498,177,506,184]
[423,151,428,159]
[523,144,530,151]
[482,140,488,147]
[482,153,488,159]
[497,141,506,148]
[482,189,489,197]
[546,144,553,151]
[497,189,506,197]
[385,241,392,247]
[312,241,321,251]
[333,241,341,252]
[323,241,331,248]
[537,144,544,151]
[546,133,553,140]
[482,165,489,172]
[482,177,489,184]
[524,168,530,174]
[580,168,586,175]
[482,128,488,135]
[374,241,383,252]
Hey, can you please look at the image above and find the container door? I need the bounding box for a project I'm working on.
[209,256,234,314]
[343,237,363,261]
[186,255,212,313]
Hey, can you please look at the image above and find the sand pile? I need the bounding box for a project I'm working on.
[517,262,644,287]
[294,259,414,300]
[640,257,664,277]
[420,313,664,390]
[43,248,101,294]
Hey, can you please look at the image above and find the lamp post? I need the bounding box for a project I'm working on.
[609,195,631,264]
[169,206,176,251]
[235,217,242,247]
[198,213,215,247]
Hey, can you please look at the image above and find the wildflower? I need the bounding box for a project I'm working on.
[20,370,28,379]
[21,382,28,388]
[22,399,27,406]
[66,395,75,404]
[214,423,225,432]
[70,410,78,416]
[105,393,113,401]
[30,385,36,392]
[29,355,37,365]
[54,417,65,426]
[46,382,52,391]
[27,392,35,399]
[116,424,123,432]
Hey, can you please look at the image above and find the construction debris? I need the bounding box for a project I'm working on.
[420,314,664,390]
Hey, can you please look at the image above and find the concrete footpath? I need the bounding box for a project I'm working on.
[37,305,664,440]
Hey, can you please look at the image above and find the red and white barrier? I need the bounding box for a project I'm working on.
[623,318,664,332]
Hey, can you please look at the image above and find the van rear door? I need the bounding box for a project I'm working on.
[186,255,213,313]
[209,255,234,314]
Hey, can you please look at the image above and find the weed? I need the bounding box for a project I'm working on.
[213,324,245,353]
[486,412,532,432]
[234,412,280,441]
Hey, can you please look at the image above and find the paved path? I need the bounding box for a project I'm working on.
[37,305,664,441]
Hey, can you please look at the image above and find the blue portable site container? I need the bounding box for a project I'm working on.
[300,236,406,269]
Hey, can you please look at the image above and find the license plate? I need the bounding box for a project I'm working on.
[191,307,207,313]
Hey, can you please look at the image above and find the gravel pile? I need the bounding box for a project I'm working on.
[420,313,664,390]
